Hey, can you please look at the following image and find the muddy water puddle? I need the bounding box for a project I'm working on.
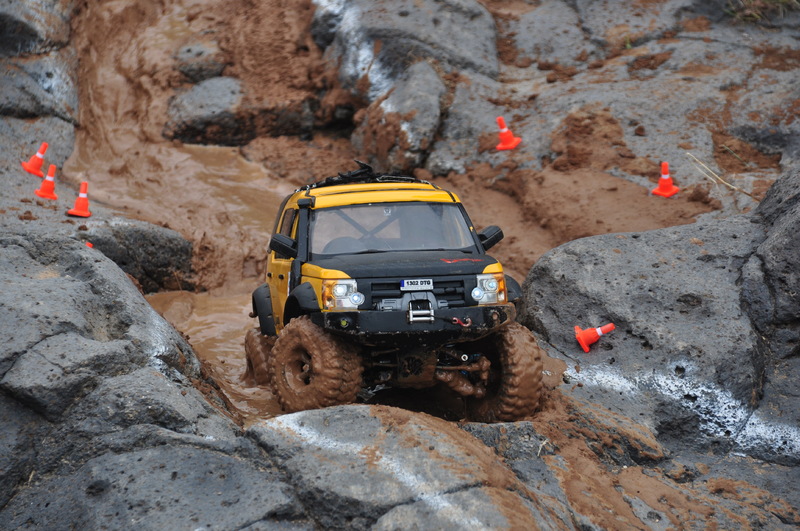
[147,282,283,424]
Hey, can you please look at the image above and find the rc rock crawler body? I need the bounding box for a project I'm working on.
[246,162,544,422]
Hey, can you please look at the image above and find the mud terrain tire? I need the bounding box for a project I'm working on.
[466,322,544,422]
[269,316,363,412]
[244,328,277,387]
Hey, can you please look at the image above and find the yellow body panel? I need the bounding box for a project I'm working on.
[481,262,504,274]
[301,263,351,312]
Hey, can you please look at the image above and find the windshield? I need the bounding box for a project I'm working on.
[310,202,478,255]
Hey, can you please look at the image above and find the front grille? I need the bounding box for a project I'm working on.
[366,277,468,308]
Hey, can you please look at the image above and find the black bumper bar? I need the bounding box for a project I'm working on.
[310,304,516,346]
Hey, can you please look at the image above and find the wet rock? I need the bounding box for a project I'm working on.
[0,230,310,530]
[508,0,599,68]
[352,61,446,172]
[248,405,552,529]
[0,47,79,123]
[520,164,800,467]
[79,219,194,293]
[424,72,521,175]
[0,1,72,57]
[311,0,498,100]
[519,216,776,455]
[0,395,41,508]
[0,115,75,172]
[163,76,246,145]
[745,169,800,360]
[175,39,228,83]
[0,447,305,530]
[0,233,197,388]
[164,76,315,145]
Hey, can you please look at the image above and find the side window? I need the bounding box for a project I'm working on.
[274,209,297,260]
[279,209,297,237]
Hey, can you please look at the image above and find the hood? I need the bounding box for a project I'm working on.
[307,251,498,278]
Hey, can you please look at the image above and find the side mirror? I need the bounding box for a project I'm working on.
[478,225,504,251]
[269,233,298,259]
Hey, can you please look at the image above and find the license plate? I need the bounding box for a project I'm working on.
[400,278,433,291]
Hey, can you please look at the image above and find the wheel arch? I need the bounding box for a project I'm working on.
[283,282,321,324]
[251,283,277,336]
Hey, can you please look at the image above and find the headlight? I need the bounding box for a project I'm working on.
[472,273,507,305]
[322,279,364,310]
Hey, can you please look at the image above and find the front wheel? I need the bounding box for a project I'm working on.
[466,322,544,422]
[269,316,363,413]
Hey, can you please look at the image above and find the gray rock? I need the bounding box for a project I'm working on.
[0,447,304,530]
[0,395,41,508]
[248,405,541,529]
[509,0,599,67]
[78,218,195,292]
[0,46,79,123]
[175,39,228,83]
[163,76,315,145]
[0,115,75,173]
[0,1,72,57]
[519,215,782,458]
[163,76,246,145]
[311,0,498,100]
[0,233,198,400]
[352,61,447,171]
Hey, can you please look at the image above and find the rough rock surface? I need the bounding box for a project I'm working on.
[519,168,800,497]
[175,38,228,83]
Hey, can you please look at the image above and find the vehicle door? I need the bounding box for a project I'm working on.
[269,207,297,330]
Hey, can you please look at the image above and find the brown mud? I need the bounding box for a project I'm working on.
[60,0,791,526]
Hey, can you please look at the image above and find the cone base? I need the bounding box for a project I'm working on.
[496,136,522,151]
[651,185,680,198]
[21,161,44,178]
[35,190,57,200]
[67,209,91,217]
[574,326,591,353]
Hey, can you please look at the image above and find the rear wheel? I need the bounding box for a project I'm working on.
[466,322,544,422]
[269,316,363,412]
[244,327,277,387]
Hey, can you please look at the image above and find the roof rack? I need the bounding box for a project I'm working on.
[299,160,428,192]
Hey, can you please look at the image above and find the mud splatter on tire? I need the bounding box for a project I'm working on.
[269,316,363,412]
[466,322,543,422]
[243,327,277,387]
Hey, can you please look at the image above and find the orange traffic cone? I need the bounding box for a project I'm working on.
[67,181,92,218]
[496,116,522,151]
[575,323,615,352]
[651,161,679,197]
[21,142,48,177]
[35,164,58,200]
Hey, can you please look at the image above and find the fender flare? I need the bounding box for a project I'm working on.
[284,282,321,324]
[505,274,523,304]
[251,284,276,336]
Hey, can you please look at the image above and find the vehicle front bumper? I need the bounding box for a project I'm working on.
[310,304,516,346]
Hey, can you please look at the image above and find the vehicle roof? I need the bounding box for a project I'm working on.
[286,181,462,209]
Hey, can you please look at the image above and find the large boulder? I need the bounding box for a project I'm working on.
[351,61,447,172]
[311,0,498,99]
[0,0,73,57]
[519,168,800,466]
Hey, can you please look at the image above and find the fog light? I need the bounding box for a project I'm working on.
[332,284,349,298]
[339,317,352,329]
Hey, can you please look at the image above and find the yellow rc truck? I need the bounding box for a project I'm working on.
[245,162,543,422]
